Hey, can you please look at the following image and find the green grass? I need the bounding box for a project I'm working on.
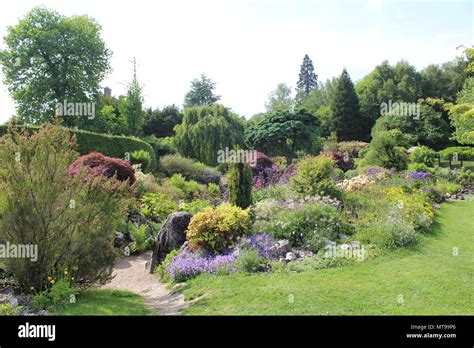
[51,290,151,316]
[181,200,474,315]
[438,160,474,171]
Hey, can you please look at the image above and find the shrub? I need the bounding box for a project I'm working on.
[337,141,370,158]
[409,146,436,167]
[255,202,346,252]
[69,151,136,185]
[291,155,342,199]
[0,124,132,291]
[130,150,152,172]
[30,278,77,311]
[362,129,409,170]
[228,163,253,209]
[140,193,178,221]
[128,222,154,253]
[143,135,177,159]
[160,154,221,184]
[246,151,274,175]
[0,125,157,171]
[233,249,263,273]
[344,169,359,180]
[322,150,354,172]
[0,302,23,316]
[168,174,204,199]
[207,182,221,199]
[178,199,211,214]
[186,203,251,254]
[408,163,433,173]
[440,146,474,161]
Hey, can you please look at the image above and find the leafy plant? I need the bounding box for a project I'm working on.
[140,193,178,221]
[128,222,154,253]
[130,150,152,172]
[31,277,77,311]
[233,249,263,273]
[410,146,436,167]
[0,302,23,316]
[186,203,251,253]
[160,154,221,184]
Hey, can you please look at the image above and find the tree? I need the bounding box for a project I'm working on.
[421,58,466,102]
[245,109,320,164]
[120,58,145,136]
[356,60,423,140]
[174,104,245,165]
[228,162,253,209]
[296,54,318,103]
[331,69,364,141]
[265,83,294,112]
[0,7,111,125]
[142,105,183,137]
[183,74,220,108]
[362,129,410,170]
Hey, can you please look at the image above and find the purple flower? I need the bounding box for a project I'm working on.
[407,171,432,180]
[240,233,274,258]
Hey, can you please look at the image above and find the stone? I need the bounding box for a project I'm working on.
[149,212,192,273]
[114,232,126,248]
[285,252,297,261]
[270,240,291,257]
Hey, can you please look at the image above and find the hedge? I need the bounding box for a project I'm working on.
[0,125,157,171]
[440,146,474,161]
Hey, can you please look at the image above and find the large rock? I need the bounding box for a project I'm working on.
[149,212,192,273]
[269,239,291,258]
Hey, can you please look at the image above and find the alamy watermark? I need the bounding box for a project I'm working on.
[0,242,38,262]
[323,243,367,261]
[55,99,95,120]
[217,147,257,167]
[380,99,420,120]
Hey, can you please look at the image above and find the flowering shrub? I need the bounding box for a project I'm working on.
[186,203,251,253]
[337,174,375,192]
[322,150,354,172]
[167,249,238,282]
[239,234,274,258]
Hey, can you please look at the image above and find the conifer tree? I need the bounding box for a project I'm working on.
[296,54,318,103]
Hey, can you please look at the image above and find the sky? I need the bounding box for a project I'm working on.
[0,0,472,123]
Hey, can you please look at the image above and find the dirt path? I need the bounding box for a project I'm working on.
[101,251,187,315]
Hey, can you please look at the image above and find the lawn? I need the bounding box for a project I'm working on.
[180,199,474,315]
[438,160,474,171]
[51,290,150,316]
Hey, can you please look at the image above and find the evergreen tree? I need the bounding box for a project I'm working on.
[331,68,364,141]
[121,58,145,136]
[228,162,253,209]
[184,74,221,108]
[296,54,318,103]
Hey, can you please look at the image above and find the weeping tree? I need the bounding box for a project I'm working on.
[174,105,245,165]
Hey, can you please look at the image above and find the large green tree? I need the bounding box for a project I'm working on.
[142,104,183,138]
[174,104,245,165]
[183,74,220,108]
[245,109,320,164]
[296,54,318,104]
[331,69,364,141]
[265,83,294,112]
[0,7,111,125]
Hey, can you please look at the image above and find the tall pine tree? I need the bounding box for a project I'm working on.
[331,68,364,141]
[296,54,318,103]
[120,58,145,136]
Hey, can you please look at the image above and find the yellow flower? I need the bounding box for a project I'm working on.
[47,276,52,282]
[50,279,55,284]
[64,270,68,276]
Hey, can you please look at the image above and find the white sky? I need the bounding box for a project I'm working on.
[0,0,472,123]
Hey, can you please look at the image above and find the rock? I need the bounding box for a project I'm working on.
[338,233,350,240]
[149,212,193,273]
[285,252,297,261]
[114,232,126,248]
[270,240,291,257]
[279,257,287,264]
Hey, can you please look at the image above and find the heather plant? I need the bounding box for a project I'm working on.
[0,124,132,291]
[186,203,251,253]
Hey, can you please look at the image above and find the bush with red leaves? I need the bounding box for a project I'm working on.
[322,151,354,172]
[69,152,136,185]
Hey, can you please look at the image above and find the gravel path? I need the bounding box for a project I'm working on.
[101,251,187,315]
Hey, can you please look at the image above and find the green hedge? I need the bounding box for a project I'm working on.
[440,147,474,161]
[0,125,157,171]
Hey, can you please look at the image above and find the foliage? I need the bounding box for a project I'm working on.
[228,162,253,209]
[0,6,111,125]
[254,202,346,252]
[0,302,23,316]
[183,74,220,108]
[409,146,436,166]
[174,105,245,165]
[178,199,212,215]
[142,105,182,138]
[296,54,318,103]
[168,173,205,199]
[31,277,77,311]
[68,151,136,185]
[291,155,341,198]
[120,59,145,136]
[127,222,154,253]
[440,146,474,161]
[0,124,131,291]
[140,193,178,221]
[143,135,177,160]
[331,68,364,141]
[420,58,467,102]
[245,109,320,164]
[233,249,263,273]
[322,150,354,172]
[362,129,409,170]
[186,203,251,254]
[206,182,221,199]
[159,154,221,184]
[265,83,294,112]
[130,150,152,172]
